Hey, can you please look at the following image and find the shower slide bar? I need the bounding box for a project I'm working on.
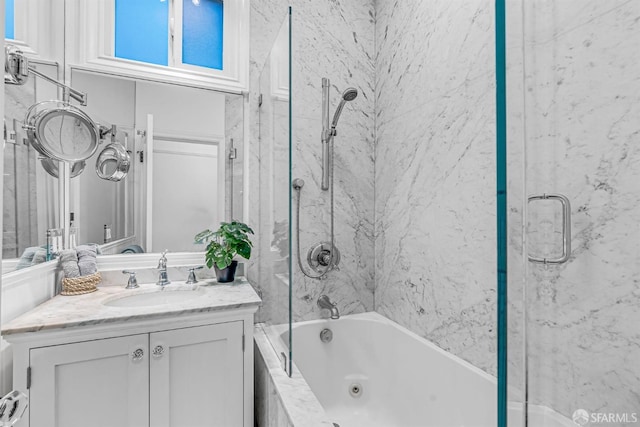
[527,193,572,264]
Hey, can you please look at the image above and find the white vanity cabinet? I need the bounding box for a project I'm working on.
[149,322,244,427]
[29,333,150,427]
[7,307,257,427]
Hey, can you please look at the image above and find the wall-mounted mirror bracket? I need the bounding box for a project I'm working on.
[4,45,88,106]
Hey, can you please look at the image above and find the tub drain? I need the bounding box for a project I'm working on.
[349,383,363,398]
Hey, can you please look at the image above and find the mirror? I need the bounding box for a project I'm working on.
[68,69,245,254]
[2,2,246,273]
[2,60,60,272]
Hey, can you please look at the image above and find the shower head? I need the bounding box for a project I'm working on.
[342,88,358,102]
[330,87,358,129]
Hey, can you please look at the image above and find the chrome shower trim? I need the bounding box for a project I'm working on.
[321,78,331,191]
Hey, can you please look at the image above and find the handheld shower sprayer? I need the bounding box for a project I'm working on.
[330,88,359,131]
[321,81,358,191]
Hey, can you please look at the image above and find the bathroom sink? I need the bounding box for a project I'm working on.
[104,287,206,308]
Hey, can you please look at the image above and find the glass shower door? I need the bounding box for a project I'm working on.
[512,1,640,425]
[255,10,292,374]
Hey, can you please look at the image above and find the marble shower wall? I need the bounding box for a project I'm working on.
[373,0,498,375]
[249,0,376,323]
[519,0,640,417]
[3,83,40,259]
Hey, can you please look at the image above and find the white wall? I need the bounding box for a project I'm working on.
[135,82,225,138]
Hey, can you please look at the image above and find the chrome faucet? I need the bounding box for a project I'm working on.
[317,295,340,319]
[186,266,204,285]
[156,250,171,287]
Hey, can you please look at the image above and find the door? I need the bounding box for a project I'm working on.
[506,0,640,424]
[149,322,244,427]
[29,334,149,427]
[142,112,223,253]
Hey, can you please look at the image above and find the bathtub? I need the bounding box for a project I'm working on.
[255,312,573,427]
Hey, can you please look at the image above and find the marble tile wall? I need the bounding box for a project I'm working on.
[248,0,376,323]
[254,326,333,427]
[517,0,640,417]
[3,83,42,259]
[373,0,498,375]
[224,95,245,222]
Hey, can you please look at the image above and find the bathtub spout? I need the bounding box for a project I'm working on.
[317,295,340,319]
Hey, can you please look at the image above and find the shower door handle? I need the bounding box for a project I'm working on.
[528,193,572,264]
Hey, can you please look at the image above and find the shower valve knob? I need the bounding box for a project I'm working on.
[307,242,341,273]
[318,251,332,266]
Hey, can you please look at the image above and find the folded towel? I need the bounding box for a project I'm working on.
[31,248,47,266]
[16,247,39,270]
[76,244,98,276]
[60,249,81,278]
[77,258,98,276]
[76,244,98,259]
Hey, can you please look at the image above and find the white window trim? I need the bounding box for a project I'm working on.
[65,0,249,93]
[5,0,64,61]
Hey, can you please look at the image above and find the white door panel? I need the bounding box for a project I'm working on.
[150,322,244,427]
[29,334,149,427]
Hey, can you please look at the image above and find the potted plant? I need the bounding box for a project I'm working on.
[194,221,254,283]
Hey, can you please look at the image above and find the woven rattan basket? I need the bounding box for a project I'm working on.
[61,272,101,295]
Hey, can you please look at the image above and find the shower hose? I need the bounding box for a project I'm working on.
[294,138,336,280]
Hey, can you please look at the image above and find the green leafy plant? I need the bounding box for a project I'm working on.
[194,221,255,270]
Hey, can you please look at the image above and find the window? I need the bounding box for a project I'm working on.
[182,0,224,70]
[67,0,247,92]
[115,0,169,66]
[114,0,224,71]
[5,0,15,40]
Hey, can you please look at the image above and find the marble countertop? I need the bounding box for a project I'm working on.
[2,277,261,336]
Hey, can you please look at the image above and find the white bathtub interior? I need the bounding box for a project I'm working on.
[263,312,573,427]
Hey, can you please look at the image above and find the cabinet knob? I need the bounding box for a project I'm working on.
[152,345,165,358]
[131,348,144,361]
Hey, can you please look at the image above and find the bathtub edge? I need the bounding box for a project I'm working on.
[254,324,334,427]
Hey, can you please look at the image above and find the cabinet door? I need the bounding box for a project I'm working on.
[29,334,149,427]
[150,321,244,427]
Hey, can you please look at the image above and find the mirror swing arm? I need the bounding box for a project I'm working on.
[5,45,87,105]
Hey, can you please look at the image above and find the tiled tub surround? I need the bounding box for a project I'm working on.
[374,0,498,375]
[255,313,573,427]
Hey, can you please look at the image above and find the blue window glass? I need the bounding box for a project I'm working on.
[115,0,169,66]
[5,0,15,40]
[182,0,223,70]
